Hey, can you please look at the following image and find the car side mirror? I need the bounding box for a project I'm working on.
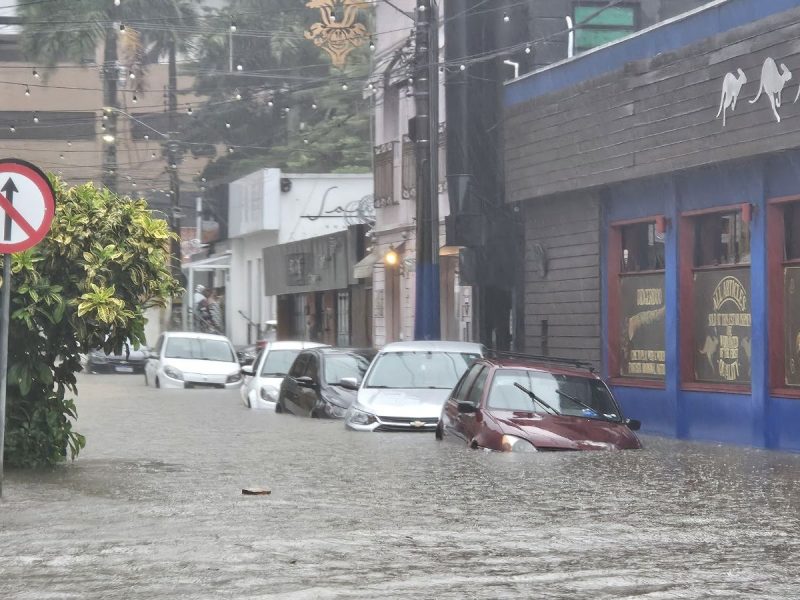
[338,377,359,390]
[457,401,477,414]
[241,365,254,377]
[296,375,316,389]
[626,418,641,431]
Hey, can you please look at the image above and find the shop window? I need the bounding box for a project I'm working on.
[609,220,665,382]
[573,2,637,52]
[694,211,750,267]
[681,207,752,388]
[769,199,800,393]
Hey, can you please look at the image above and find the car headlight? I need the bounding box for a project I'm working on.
[163,366,184,381]
[349,407,377,425]
[501,434,537,453]
[260,385,278,402]
[226,372,242,384]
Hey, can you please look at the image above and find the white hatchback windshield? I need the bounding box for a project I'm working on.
[365,351,478,389]
[164,337,234,362]
[260,350,301,377]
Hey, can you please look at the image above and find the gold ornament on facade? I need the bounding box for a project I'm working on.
[305,0,369,69]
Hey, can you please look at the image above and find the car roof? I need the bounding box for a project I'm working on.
[311,347,377,356]
[164,331,231,342]
[478,356,600,379]
[265,341,327,350]
[379,340,484,354]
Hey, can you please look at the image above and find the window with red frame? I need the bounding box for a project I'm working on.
[613,221,665,380]
[780,202,800,388]
[685,209,752,386]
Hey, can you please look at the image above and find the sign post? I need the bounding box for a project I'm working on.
[0,159,56,497]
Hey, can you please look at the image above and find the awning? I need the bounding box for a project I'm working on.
[352,251,378,279]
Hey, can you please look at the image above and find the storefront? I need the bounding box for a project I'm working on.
[504,0,800,450]
[263,227,370,347]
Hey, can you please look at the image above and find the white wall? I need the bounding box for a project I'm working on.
[226,171,373,346]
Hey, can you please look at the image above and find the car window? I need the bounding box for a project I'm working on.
[323,353,371,384]
[452,363,484,402]
[464,367,489,406]
[304,355,319,382]
[288,354,309,378]
[261,349,301,377]
[487,369,621,421]
[164,337,235,362]
[365,351,479,389]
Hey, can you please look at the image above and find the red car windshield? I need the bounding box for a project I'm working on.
[487,369,621,421]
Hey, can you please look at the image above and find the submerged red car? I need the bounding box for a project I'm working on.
[436,355,642,452]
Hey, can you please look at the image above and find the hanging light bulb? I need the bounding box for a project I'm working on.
[369,37,375,51]
[33,112,39,123]
[119,23,126,32]
[235,89,242,100]
[67,140,72,146]
[187,106,193,115]
[129,71,135,79]
[460,64,466,71]
[132,94,138,103]
[24,85,30,96]
[311,102,318,110]
[228,146,234,153]
[151,152,157,158]
[225,121,231,128]
[132,182,137,187]
[59,153,64,159]
[503,12,509,23]
[32,69,39,79]
[341,82,348,90]
[267,99,274,107]
[9,125,15,133]
[143,134,149,140]
[103,113,109,121]
[525,44,532,54]
[114,0,121,5]
[303,139,309,144]
[284,106,290,113]
[236,64,243,71]
[230,22,237,32]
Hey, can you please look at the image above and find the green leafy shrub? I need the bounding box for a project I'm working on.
[3,178,180,467]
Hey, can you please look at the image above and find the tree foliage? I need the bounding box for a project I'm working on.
[3,179,180,467]
[186,0,373,182]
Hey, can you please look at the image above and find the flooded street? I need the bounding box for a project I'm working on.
[1,374,800,599]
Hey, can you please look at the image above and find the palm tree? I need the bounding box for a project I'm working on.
[19,0,200,193]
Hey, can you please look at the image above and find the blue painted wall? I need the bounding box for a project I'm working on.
[604,158,800,452]
[505,0,800,107]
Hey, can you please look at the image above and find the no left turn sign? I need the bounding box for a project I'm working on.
[0,159,55,254]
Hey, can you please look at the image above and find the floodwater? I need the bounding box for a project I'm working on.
[1,374,800,599]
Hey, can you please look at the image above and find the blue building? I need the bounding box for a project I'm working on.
[504,0,800,450]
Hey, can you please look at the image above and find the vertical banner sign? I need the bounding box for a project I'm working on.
[785,266,800,387]
[619,273,666,379]
[693,268,752,384]
[0,159,56,497]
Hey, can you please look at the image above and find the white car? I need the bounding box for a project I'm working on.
[240,340,327,409]
[345,341,485,432]
[144,331,243,390]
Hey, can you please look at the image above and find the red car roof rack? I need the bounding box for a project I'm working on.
[487,350,596,373]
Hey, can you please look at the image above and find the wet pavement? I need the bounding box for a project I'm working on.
[1,374,800,599]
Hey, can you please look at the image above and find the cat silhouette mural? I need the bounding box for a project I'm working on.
[750,57,792,122]
[716,68,747,126]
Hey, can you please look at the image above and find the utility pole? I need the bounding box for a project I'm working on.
[102,13,120,192]
[167,40,182,278]
[413,0,440,340]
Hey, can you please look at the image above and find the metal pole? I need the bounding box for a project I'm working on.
[413,0,441,340]
[0,253,12,497]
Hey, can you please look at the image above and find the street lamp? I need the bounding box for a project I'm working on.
[384,246,399,267]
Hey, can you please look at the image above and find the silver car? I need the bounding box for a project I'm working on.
[345,341,485,432]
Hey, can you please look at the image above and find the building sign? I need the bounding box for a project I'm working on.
[287,253,309,286]
[619,274,665,379]
[785,267,800,387]
[694,268,751,384]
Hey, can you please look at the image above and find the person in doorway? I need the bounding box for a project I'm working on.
[207,288,223,333]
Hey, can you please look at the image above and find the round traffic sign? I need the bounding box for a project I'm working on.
[0,159,56,253]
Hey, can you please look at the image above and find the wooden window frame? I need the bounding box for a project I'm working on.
[679,204,751,394]
[608,216,666,389]
[768,195,800,398]
[373,142,397,209]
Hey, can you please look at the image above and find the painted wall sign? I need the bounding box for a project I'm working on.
[694,269,752,384]
[785,266,800,387]
[619,273,666,379]
[717,57,800,126]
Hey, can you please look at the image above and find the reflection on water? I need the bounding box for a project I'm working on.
[1,374,800,599]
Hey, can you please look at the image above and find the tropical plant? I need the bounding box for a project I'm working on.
[3,177,180,467]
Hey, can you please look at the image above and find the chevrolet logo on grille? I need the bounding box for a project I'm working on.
[410,421,426,428]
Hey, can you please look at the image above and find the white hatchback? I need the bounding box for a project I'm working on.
[240,341,327,409]
[144,331,243,390]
